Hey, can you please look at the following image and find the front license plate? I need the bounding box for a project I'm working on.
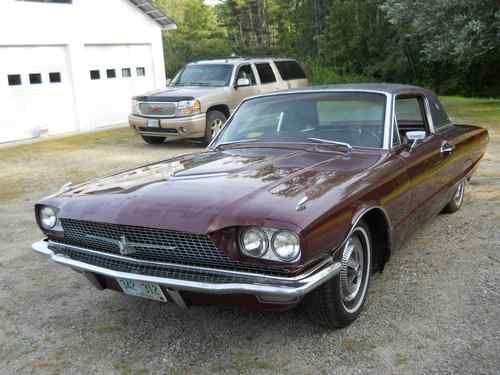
[117,278,167,302]
[147,119,160,128]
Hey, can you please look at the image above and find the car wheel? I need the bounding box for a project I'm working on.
[442,180,465,213]
[141,135,166,144]
[203,110,227,146]
[305,221,372,328]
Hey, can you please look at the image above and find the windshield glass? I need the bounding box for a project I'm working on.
[171,64,233,87]
[216,92,387,148]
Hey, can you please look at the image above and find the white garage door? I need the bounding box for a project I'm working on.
[85,44,156,128]
[0,45,77,143]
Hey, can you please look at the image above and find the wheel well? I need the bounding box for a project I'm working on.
[207,105,230,119]
[360,208,392,272]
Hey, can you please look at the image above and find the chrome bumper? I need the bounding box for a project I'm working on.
[32,240,340,301]
[129,113,206,139]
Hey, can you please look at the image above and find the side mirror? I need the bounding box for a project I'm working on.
[236,78,251,88]
[406,130,426,152]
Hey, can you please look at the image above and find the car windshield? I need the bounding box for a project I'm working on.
[171,64,233,87]
[215,92,387,148]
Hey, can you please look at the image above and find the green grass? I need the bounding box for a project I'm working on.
[440,96,500,127]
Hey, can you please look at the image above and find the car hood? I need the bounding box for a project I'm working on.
[48,146,386,234]
[135,86,224,101]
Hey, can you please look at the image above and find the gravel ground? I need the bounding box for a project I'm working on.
[0,126,499,375]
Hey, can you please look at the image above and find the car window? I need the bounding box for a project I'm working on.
[236,64,256,85]
[275,60,306,80]
[256,63,276,84]
[395,96,430,140]
[171,64,233,87]
[217,92,386,148]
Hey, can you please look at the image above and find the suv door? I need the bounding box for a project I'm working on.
[255,62,282,93]
[230,64,260,111]
[274,60,309,89]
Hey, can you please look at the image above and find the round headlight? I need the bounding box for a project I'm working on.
[272,231,300,261]
[240,228,268,258]
[40,206,57,229]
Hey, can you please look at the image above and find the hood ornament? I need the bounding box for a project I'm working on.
[296,196,309,211]
[57,181,73,194]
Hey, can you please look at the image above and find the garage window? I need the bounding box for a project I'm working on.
[122,68,131,78]
[106,69,116,79]
[29,73,42,85]
[136,67,146,76]
[7,74,22,86]
[90,70,100,80]
[49,72,61,83]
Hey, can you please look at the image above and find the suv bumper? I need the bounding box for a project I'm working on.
[129,113,206,140]
[32,239,341,307]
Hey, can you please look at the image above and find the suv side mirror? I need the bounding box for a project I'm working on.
[406,130,426,152]
[236,78,251,88]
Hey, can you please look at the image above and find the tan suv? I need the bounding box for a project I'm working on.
[129,57,309,145]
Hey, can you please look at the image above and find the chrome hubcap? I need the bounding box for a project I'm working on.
[341,236,364,302]
[454,181,465,206]
[210,119,224,137]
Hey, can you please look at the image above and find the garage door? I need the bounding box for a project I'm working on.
[0,46,77,143]
[85,44,156,128]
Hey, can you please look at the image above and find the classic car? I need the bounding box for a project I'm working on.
[33,84,488,328]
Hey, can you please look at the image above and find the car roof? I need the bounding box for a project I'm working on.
[189,57,298,66]
[284,83,430,95]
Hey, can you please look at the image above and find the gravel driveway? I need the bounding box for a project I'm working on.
[1,126,499,375]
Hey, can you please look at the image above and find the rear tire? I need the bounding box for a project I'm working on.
[203,110,227,146]
[141,135,165,144]
[305,221,372,328]
[442,180,465,213]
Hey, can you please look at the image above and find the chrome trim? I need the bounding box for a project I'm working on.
[423,96,436,134]
[137,101,178,118]
[32,240,341,298]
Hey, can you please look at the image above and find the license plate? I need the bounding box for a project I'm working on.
[147,119,160,128]
[117,278,167,302]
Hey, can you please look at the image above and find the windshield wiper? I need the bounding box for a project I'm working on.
[212,139,261,150]
[306,138,352,151]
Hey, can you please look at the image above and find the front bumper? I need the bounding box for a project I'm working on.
[129,113,206,140]
[32,239,341,304]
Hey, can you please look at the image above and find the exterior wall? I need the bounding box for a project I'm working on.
[0,0,167,142]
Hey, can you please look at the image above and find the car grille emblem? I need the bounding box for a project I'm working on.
[118,235,135,255]
[84,234,177,256]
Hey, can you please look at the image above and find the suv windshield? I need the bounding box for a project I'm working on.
[171,64,233,87]
[216,92,387,148]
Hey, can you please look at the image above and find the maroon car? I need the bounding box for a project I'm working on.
[33,84,488,327]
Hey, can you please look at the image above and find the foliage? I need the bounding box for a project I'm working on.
[154,0,500,97]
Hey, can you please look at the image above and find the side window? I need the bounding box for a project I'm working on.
[275,60,306,81]
[428,94,451,130]
[256,63,276,84]
[395,96,430,141]
[236,64,256,85]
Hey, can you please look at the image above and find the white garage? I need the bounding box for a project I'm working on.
[0,0,176,144]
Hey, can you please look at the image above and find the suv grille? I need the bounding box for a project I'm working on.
[138,102,177,117]
[58,219,288,276]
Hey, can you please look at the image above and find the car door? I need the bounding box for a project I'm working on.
[255,62,282,94]
[395,95,450,223]
[230,64,260,111]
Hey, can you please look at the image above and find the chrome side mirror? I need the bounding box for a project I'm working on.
[236,78,251,88]
[406,130,426,152]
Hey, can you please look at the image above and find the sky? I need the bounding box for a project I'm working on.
[204,0,221,5]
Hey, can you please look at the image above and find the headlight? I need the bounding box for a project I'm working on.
[131,99,139,115]
[239,227,301,263]
[272,231,300,261]
[240,228,268,257]
[176,99,201,117]
[39,206,58,230]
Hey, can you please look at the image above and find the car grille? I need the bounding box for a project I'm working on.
[58,219,289,276]
[138,102,177,117]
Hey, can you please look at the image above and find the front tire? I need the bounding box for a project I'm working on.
[203,110,227,146]
[141,135,165,144]
[305,221,372,328]
[442,180,465,213]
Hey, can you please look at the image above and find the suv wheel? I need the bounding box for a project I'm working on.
[204,110,227,146]
[141,135,165,144]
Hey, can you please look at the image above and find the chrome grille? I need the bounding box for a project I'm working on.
[59,219,288,276]
[138,102,177,117]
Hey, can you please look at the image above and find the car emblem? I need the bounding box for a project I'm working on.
[150,106,162,113]
[118,235,135,255]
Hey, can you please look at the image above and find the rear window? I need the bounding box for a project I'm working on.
[275,60,306,80]
[256,63,276,84]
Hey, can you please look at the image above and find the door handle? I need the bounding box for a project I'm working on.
[441,142,455,154]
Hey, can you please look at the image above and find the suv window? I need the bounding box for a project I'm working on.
[275,60,306,80]
[236,64,256,85]
[256,63,276,84]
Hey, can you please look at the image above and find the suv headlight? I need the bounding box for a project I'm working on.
[38,205,62,231]
[239,227,301,263]
[176,99,201,117]
[131,99,139,115]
